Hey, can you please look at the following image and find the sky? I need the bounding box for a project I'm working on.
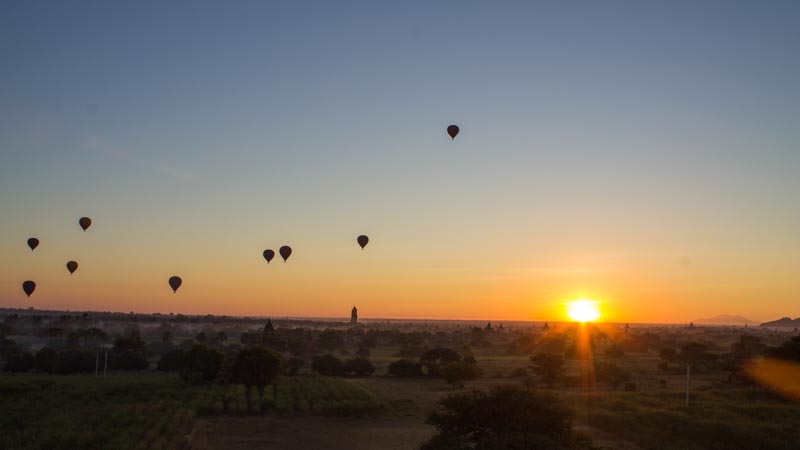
[1,1,799,323]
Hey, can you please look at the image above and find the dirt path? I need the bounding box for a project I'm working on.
[193,416,434,450]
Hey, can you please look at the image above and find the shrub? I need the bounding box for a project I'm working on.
[442,361,481,388]
[3,351,35,373]
[311,354,344,376]
[423,384,573,449]
[344,357,375,376]
[388,359,423,377]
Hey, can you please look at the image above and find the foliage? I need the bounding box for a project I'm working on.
[442,361,482,387]
[156,350,186,372]
[179,345,225,384]
[424,384,575,449]
[593,361,630,390]
[388,358,423,377]
[3,351,35,373]
[311,354,344,376]
[769,336,800,362]
[529,353,565,387]
[420,348,461,377]
[343,357,375,376]
[287,357,305,375]
[232,348,284,391]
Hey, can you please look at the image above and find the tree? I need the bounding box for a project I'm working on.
[287,357,305,375]
[35,347,58,372]
[157,349,186,372]
[422,384,573,449]
[421,348,461,377]
[768,336,800,362]
[162,331,173,344]
[388,359,423,377]
[442,361,482,388]
[216,331,228,343]
[3,351,35,373]
[344,357,375,376]
[594,361,630,390]
[110,350,149,371]
[311,354,344,376]
[232,347,285,410]
[659,348,677,363]
[180,345,225,383]
[529,353,565,387]
[678,342,715,370]
[316,330,345,352]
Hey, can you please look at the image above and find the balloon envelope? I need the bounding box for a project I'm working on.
[263,249,275,263]
[79,217,92,231]
[447,125,459,140]
[27,238,39,251]
[22,280,36,297]
[168,276,182,293]
[66,261,78,274]
[279,246,292,262]
[357,235,369,249]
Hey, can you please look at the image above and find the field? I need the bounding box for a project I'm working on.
[3,312,800,449]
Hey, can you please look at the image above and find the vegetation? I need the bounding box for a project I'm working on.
[422,384,593,450]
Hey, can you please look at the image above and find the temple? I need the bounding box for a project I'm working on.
[351,306,358,324]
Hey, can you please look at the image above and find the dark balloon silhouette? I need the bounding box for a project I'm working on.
[279,246,292,262]
[22,280,36,297]
[66,261,78,274]
[168,276,182,293]
[263,249,275,264]
[447,125,459,140]
[79,217,92,231]
[27,238,39,251]
[357,235,369,250]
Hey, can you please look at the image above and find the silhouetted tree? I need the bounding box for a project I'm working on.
[594,361,630,390]
[287,357,305,375]
[311,354,344,376]
[180,345,225,383]
[442,361,482,388]
[3,351,35,373]
[232,347,285,410]
[388,359,423,377]
[344,357,375,376]
[157,349,186,372]
[421,348,461,377]
[768,336,800,362]
[422,384,573,449]
[529,353,565,387]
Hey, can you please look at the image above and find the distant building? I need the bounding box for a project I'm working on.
[264,317,274,334]
[351,306,358,324]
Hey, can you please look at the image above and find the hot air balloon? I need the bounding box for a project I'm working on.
[27,238,39,251]
[279,246,292,262]
[263,249,275,264]
[357,235,369,250]
[447,125,459,140]
[169,276,182,293]
[22,280,36,297]
[66,261,78,274]
[79,217,92,231]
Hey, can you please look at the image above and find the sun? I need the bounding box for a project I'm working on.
[567,299,600,322]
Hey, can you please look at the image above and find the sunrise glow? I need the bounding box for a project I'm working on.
[567,299,601,322]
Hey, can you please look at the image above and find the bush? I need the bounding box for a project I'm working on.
[110,350,149,371]
[530,353,565,387]
[388,359,423,377]
[3,351,35,373]
[157,349,186,372]
[287,357,305,375]
[179,345,225,383]
[420,348,461,377]
[311,354,344,376]
[442,362,481,388]
[343,357,375,376]
[423,384,574,449]
[594,361,630,390]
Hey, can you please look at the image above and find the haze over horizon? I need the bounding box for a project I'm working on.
[2,1,799,323]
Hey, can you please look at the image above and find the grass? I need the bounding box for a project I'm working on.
[564,386,800,450]
[0,373,385,450]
